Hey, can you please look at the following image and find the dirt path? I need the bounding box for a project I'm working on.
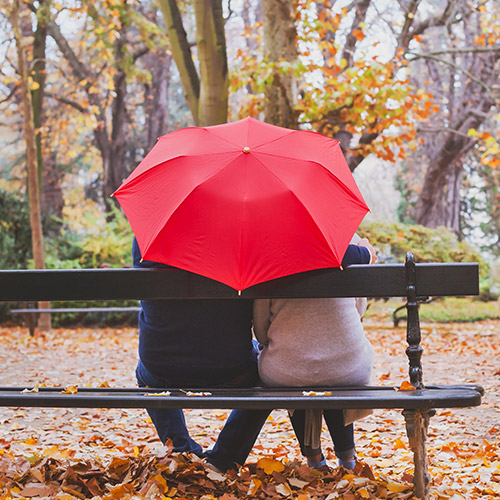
[0,317,498,498]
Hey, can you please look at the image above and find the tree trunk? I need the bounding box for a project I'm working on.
[158,0,228,126]
[32,1,64,231]
[193,0,228,125]
[144,51,172,150]
[158,0,201,124]
[415,155,464,230]
[414,50,498,231]
[262,0,298,128]
[41,152,64,225]
[11,0,50,332]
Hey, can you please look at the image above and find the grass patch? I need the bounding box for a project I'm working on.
[366,297,500,323]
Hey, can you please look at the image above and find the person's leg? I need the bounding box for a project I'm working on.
[135,361,203,456]
[289,410,326,468]
[323,409,356,469]
[205,354,270,471]
[205,408,271,471]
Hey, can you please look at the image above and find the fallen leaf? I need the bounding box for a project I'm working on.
[288,477,309,488]
[247,478,262,496]
[257,457,285,474]
[302,391,332,396]
[386,480,411,492]
[396,380,416,391]
[61,385,78,394]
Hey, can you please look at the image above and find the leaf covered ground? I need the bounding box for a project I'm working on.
[0,316,498,499]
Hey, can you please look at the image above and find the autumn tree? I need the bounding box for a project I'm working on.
[43,0,159,203]
[232,0,431,168]
[404,1,500,231]
[231,0,499,235]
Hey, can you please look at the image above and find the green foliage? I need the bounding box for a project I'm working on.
[44,229,84,270]
[0,189,32,269]
[78,203,133,268]
[419,297,500,323]
[366,297,500,323]
[40,204,133,270]
[359,220,487,276]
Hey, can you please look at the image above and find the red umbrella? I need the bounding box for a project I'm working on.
[113,117,369,290]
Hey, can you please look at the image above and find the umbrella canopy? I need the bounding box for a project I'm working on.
[113,117,369,290]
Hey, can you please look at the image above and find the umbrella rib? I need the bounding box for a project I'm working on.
[117,151,241,192]
[249,155,353,264]
[254,151,369,212]
[138,158,242,257]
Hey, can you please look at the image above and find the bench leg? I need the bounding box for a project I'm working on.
[403,409,431,499]
[25,313,38,337]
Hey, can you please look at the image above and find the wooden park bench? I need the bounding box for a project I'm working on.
[10,304,140,336]
[0,253,482,499]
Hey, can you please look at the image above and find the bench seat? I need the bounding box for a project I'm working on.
[0,384,483,410]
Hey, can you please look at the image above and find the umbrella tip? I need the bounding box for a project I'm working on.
[140,258,144,263]
[238,290,242,296]
[340,265,344,271]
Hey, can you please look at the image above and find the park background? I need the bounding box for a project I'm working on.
[0,0,499,499]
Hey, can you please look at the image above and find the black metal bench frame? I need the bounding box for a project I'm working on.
[0,253,482,499]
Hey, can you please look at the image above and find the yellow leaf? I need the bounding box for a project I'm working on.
[467,128,478,136]
[340,58,347,69]
[387,481,410,492]
[247,478,262,496]
[150,473,167,488]
[61,385,78,394]
[393,438,407,450]
[358,488,370,498]
[257,457,285,474]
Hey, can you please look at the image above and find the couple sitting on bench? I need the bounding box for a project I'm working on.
[133,234,377,472]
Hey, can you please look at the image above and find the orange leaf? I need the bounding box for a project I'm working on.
[393,438,407,450]
[397,380,416,391]
[61,385,78,394]
[257,457,285,474]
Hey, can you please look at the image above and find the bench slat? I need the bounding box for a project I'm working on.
[0,386,482,410]
[0,263,479,301]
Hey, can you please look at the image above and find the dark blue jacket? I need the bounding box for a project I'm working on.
[133,238,370,383]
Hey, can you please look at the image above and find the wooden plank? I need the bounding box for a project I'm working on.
[0,262,479,301]
[0,386,482,410]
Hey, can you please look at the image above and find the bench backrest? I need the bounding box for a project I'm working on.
[0,255,479,301]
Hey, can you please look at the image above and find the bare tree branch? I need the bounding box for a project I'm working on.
[417,127,474,139]
[341,0,371,68]
[413,47,500,57]
[45,91,88,113]
[406,51,498,102]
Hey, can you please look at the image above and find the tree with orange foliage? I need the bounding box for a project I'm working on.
[231,0,499,236]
